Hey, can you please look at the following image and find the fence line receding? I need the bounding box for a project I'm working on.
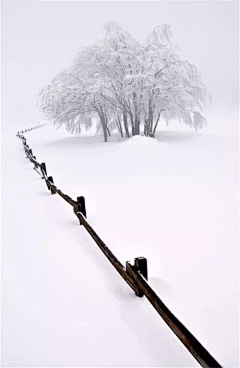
[16,128,222,368]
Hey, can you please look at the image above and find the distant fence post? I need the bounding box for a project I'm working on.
[76,196,87,225]
[47,176,56,195]
[77,196,87,217]
[40,162,47,178]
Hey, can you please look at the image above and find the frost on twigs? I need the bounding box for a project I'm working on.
[193,112,207,132]
[37,21,210,142]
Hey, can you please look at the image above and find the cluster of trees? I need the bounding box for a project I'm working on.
[38,22,210,142]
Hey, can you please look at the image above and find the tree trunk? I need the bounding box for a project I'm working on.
[153,111,161,136]
[134,119,140,135]
[117,116,123,138]
[129,110,134,136]
[98,110,108,142]
[133,92,139,135]
[107,127,111,136]
[147,98,153,136]
[105,115,111,136]
[102,124,108,142]
[144,118,148,136]
[123,112,130,138]
[102,120,108,142]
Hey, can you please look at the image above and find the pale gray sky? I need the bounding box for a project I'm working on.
[2,1,239,127]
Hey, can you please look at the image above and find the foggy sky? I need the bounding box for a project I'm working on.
[2,1,239,128]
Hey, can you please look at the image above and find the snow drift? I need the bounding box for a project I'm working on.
[122,135,160,147]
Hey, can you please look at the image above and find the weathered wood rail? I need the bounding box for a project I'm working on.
[16,130,222,368]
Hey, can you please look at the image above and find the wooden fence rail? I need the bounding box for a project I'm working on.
[16,131,222,368]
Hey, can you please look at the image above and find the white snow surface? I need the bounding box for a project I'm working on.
[123,135,161,147]
[2,108,239,367]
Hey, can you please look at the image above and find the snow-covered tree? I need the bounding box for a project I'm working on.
[139,24,209,136]
[38,22,210,141]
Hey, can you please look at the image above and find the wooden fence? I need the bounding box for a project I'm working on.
[16,128,222,368]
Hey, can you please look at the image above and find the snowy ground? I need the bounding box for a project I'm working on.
[1,108,239,367]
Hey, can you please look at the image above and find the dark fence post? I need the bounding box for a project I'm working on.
[134,257,148,280]
[126,261,144,297]
[77,196,87,218]
[46,176,51,190]
[40,162,47,178]
[47,176,55,194]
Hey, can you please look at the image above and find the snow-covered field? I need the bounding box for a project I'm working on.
[2,108,239,367]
